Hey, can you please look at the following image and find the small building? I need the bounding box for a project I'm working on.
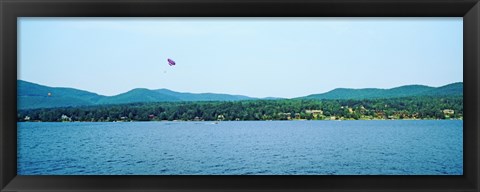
[278,112,292,120]
[294,113,301,119]
[306,110,323,118]
[61,114,71,122]
[305,110,323,115]
[24,116,30,121]
[443,109,455,115]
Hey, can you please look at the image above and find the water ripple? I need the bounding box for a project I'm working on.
[17,120,463,175]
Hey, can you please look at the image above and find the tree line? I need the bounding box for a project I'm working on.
[17,96,463,122]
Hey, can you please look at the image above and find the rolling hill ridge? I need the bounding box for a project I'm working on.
[18,80,256,109]
[303,83,462,100]
[18,80,463,110]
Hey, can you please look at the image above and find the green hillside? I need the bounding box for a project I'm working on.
[17,80,463,110]
[97,88,181,104]
[422,82,463,96]
[155,88,254,101]
[17,80,255,109]
[18,80,105,109]
[303,83,462,100]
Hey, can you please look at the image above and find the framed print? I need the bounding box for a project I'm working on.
[1,0,479,191]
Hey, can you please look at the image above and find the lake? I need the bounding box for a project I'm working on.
[17,120,463,175]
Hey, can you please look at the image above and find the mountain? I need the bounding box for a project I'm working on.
[154,88,254,101]
[17,80,463,110]
[17,80,256,109]
[422,82,463,96]
[302,82,462,100]
[18,80,105,109]
[97,88,181,105]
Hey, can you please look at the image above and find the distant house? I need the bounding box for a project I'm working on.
[61,114,71,122]
[294,113,301,119]
[24,116,30,121]
[443,109,455,115]
[305,110,323,115]
[278,112,292,120]
[305,110,323,118]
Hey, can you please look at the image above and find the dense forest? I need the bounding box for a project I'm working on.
[18,96,463,122]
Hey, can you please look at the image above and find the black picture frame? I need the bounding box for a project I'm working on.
[1,0,479,191]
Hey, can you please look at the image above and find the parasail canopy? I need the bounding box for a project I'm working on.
[167,58,176,66]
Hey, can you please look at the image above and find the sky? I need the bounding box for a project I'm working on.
[18,17,463,98]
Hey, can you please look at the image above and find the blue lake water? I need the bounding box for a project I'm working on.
[17,120,463,175]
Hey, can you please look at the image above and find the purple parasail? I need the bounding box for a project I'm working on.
[167,58,176,66]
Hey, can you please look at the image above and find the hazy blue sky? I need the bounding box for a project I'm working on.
[18,18,462,98]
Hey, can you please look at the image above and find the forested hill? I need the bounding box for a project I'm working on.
[18,80,106,109]
[303,82,462,100]
[18,80,463,110]
[18,80,255,109]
